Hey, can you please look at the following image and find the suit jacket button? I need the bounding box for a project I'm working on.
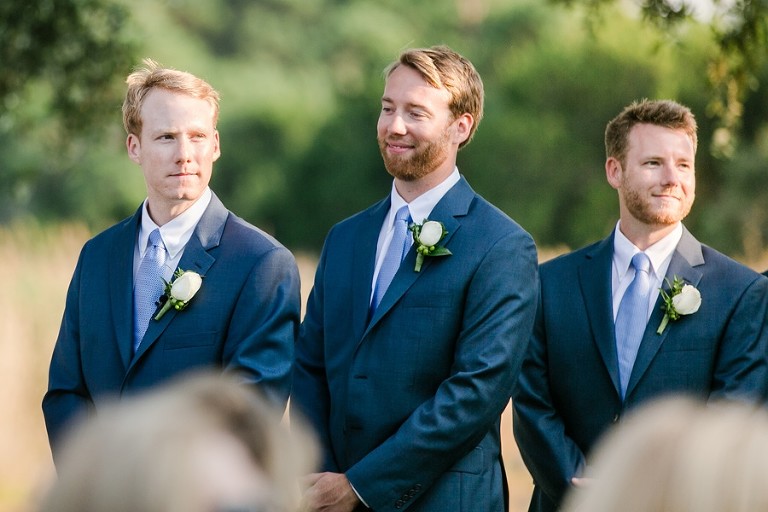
[395,499,404,508]
[613,413,620,422]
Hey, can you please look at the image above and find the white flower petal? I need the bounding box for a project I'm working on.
[418,221,443,247]
[672,284,701,315]
[170,271,202,302]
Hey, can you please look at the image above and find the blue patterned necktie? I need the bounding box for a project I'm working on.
[615,252,651,399]
[133,228,167,353]
[371,205,412,312]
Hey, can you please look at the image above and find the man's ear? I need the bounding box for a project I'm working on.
[212,130,221,162]
[453,113,474,146]
[605,157,623,191]
[126,133,141,164]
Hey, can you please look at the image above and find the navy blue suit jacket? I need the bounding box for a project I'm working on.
[292,177,539,512]
[513,227,768,512]
[43,193,300,455]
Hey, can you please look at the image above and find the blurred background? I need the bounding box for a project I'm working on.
[2,0,767,510]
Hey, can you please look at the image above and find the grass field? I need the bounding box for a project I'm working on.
[2,223,764,512]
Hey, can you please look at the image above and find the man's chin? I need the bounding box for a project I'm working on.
[383,162,411,181]
[643,213,687,227]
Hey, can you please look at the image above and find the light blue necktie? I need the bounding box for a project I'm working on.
[371,205,412,313]
[133,228,167,353]
[615,252,651,399]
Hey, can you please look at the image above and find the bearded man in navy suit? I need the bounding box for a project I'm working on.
[513,99,768,512]
[43,59,300,459]
[291,46,538,512]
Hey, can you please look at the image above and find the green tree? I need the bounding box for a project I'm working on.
[0,0,138,226]
[550,0,768,156]
[2,0,767,260]
[0,0,136,137]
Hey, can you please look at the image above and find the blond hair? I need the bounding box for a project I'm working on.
[562,396,768,512]
[37,372,317,512]
[386,45,484,148]
[122,58,220,136]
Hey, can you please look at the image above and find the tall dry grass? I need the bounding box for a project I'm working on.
[4,224,764,512]
[0,223,89,512]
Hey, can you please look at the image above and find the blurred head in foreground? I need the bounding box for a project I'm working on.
[38,372,317,512]
[561,396,768,512]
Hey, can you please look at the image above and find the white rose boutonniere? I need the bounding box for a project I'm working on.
[154,268,203,321]
[656,276,701,334]
[409,219,452,272]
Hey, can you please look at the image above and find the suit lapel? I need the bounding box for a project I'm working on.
[112,210,142,370]
[625,227,704,398]
[128,194,226,367]
[351,199,389,341]
[363,178,472,337]
[578,234,622,395]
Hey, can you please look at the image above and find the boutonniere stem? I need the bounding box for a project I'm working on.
[154,268,203,321]
[409,219,451,272]
[656,276,701,334]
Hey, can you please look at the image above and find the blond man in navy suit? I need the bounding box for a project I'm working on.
[43,60,299,459]
[292,46,538,512]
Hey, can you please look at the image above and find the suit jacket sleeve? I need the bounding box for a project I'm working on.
[346,229,538,511]
[709,274,768,401]
[224,244,300,407]
[512,285,586,505]
[43,246,93,450]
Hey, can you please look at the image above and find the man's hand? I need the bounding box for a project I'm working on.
[301,472,361,512]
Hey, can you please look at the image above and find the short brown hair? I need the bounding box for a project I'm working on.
[386,45,484,148]
[605,99,698,166]
[122,58,220,136]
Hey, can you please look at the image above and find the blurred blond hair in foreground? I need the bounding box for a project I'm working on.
[35,371,318,512]
[561,396,768,512]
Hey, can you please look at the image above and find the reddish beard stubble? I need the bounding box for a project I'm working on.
[378,127,452,182]
[621,178,694,226]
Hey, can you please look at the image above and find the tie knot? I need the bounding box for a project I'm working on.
[631,252,650,274]
[148,229,164,249]
[394,205,411,224]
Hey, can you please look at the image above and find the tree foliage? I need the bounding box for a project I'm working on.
[550,0,768,156]
[0,0,137,226]
[1,0,767,259]
[0,0,136,137]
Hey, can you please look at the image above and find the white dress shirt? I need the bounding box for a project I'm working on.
[611,221,683,321]
[369,169,461,304]
[133,187,213,286]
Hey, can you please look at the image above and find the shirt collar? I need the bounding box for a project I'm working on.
[138,188,213,259]
[613,221,683,281]
[385,167,461,226]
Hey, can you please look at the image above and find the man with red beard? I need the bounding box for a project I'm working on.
[513,99,768,512]
[291,46,539,512]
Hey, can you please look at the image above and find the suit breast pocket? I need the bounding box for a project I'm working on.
[649,348,712,392]
[163,330,219,350]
